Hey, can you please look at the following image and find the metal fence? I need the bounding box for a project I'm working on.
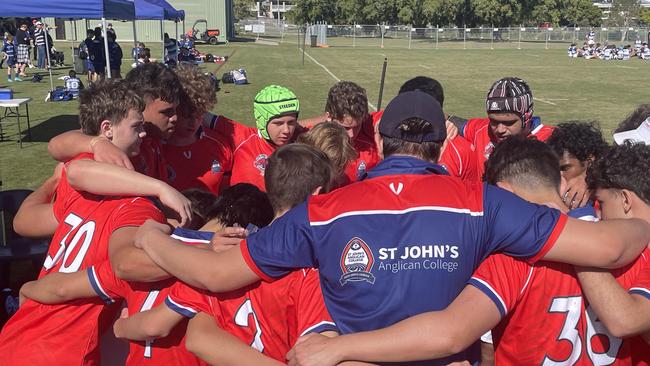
[236,20,650,50]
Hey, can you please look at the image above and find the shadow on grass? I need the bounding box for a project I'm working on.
[26,114,79,142]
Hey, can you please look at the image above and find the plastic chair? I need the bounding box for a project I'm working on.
[0,190,50,288]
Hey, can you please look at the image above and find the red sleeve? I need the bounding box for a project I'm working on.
[468,254,533,318]
[165,281,213,318]
[53,169,75,222]
[294,269,337,335]
[462,118,487,142]
[440,136,480,182]
[87,260,129,304]
[630,252,650,301]
[109,197,166,230]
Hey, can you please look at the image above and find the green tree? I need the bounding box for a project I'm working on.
[530,0,602,26]
[641,7,650,25]
[607,0,641,27]
[233,0,256,20]
[472,0,523,27]
[287,0,340,24]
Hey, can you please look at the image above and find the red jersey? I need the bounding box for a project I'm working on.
[87,261,207,366]
[470,248,650,365]
[629,264,650,366]
[462,117,555,177]
[439,136,480,182]
[163,127,234,194]
[342,111,383,184]
[207,114,257,151]
[165,269,337,362]
[133,137,168,181]
[230,132,274,191]
[0,154,165,366]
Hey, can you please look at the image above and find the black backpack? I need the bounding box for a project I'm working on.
[31,74,43,83]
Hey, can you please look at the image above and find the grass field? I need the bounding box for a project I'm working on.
[0,40,648,190]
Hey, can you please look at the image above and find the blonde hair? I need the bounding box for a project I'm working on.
[298,122,358,178]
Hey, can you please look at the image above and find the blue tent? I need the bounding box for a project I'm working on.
[133,0,166,20]
[0,0,135,20]
[144,0,185,21]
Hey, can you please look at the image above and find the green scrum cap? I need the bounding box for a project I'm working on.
[253,85,300,140]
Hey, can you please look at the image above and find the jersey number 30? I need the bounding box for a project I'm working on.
[43,213,96,273]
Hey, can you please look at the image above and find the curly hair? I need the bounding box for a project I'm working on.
[586,142,650,204]
[125,62,181,104]
[79,79,145,136]
[325,81,369,121]
[546,121,609,163]
[615,104,650,135]
[174,63,217,118]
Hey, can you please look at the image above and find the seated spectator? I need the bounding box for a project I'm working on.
[64,70,84,98]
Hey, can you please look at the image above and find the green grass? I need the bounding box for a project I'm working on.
[1,40,648,190]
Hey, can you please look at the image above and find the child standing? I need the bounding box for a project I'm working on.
[1,35,20,82]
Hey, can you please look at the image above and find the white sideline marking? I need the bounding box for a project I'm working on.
[301,48,377,111]
[534,97,557,106]
[616,65,637,69]
[419,64,432,69]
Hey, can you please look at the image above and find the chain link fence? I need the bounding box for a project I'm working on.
[236,20,650,50]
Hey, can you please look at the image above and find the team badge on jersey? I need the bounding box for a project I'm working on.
[356,161,367,180]
[211,160,222,173]
[340,237,376,285]
[484,141,495,159]
[254,154,268,176]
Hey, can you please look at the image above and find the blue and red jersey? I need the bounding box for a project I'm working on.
[241,155,566,364]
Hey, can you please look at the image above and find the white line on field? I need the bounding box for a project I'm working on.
[419,64,432,69]
[534,97,557,106]
[615,65,637,69]
[301,49,378,111]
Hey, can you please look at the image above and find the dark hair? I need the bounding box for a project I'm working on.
[587,142,650,205]
[615,104,650,136]
[125,62,181,104]
[265,144,332,213]
[381,118,442,162]
[93,27,102,39]
[207,184,274,228]
[68,70,77,77]
[181,189,218,230]
[484,136,561,191]
[398,76,445,107]
[86,29,94,37]
[325,81,369,121]
[546,121,608,163]
[78,79,144,136]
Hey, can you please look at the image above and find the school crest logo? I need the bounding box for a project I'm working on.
[356,161,367,180]
[340,237,376,286]
[254,154,268,175]
[211,160,222,173]
[484,141,495,159]
[490,102,500,111]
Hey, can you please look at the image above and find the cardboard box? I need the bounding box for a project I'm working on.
[0,89,13,100]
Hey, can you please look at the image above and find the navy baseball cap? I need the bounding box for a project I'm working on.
[379,91,446,143]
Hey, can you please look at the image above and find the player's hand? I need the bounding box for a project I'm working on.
[18,284,30,307]
[562,173,589,210]
[287,333,342,366]
[113,308,130,339]
[445,120,459,140]
[92,137,135,170]
[210,227,247,252]
[134,219,172,249]
[157,184,193,227]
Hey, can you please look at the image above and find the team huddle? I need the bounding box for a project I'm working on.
[1,61,650,366]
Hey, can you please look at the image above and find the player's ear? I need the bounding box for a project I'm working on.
[621,189,634,215]
[99,120,113,139]
[496,181,515,193]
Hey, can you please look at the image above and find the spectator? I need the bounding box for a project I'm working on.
[33,21,47,69]
[0,32,7,69]
[1,34,20,82]
[15,23,31,77]
[64,70,84,98]
[163,33,179,66]
[132,42,145,60]
[107,32,122,78]
[89,27,105,81]
[81,29,94,82]
[106,23,116,39]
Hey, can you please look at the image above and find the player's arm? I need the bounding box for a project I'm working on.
[47,130,133,169]
[136,220,259,292]
[66,159,192,225]
[575,268,650,338]
[13,166,61,237]
[113,306,183,341]
[542,217,650,268]
[109,226,171,282]
[185,312,284,366]
[19,270,94,306]
[286,286,500,366]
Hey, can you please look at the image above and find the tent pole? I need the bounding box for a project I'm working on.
[42,18,54,92]
[102,18,112,78]
[160,20,165,62]
[72,20,78,68]
[175,21,178,41]
[132,21,138,63]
